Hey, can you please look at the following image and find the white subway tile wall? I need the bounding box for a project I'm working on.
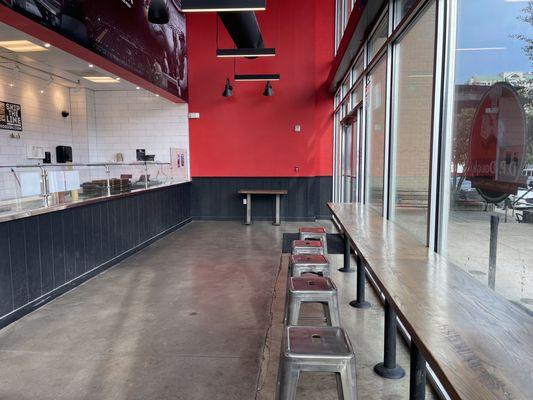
[92,90,189,164]
[0,68,190,201]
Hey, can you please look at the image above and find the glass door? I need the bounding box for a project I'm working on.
[341,106,363,203]
[342,120,353,202]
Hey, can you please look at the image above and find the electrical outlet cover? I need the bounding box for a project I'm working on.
[26,145,45,159]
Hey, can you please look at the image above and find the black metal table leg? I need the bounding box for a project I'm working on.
[349,254,371,309]
[409,342,427,400]
[374,300,405,379]
[338,234,355,273]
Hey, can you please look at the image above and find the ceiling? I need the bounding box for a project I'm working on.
[0,22,139,91]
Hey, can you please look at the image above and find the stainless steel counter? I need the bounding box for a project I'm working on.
[0,180,190,224]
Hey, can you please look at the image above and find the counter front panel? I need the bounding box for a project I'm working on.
[0,182,191,328]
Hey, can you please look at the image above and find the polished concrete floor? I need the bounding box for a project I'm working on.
[0,221,437,399]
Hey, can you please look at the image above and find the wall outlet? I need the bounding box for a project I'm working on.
[188,112,200,119]
[243,198,247,205]
[294,125,301,133]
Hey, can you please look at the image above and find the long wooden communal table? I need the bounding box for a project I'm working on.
[328,202,533,400]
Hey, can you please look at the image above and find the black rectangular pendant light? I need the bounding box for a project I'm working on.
[181,0,266,12]
[235,74,280,81]
[217,48,276,58]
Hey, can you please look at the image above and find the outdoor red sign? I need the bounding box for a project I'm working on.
[467,82,527,203]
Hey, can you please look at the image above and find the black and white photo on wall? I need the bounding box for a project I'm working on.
[0,101,22,131]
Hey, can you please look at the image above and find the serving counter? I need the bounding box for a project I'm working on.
[0,168,192,328]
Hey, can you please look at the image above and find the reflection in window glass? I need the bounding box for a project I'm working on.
[350,111,362,203]
[444,0,533,311]
[394,0,418,27]
[342,76,350,98]
[343,122,353,202]
[390,1,436,243]
[335,89,341,108]
[351,54,364,85]
[335,0,343,51]
[345,0,353,25]
[368,15,388,62]
[351,83,363,107]
[365,58,387,212]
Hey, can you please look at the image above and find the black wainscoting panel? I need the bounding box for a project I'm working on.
[51,211,66,288]
[9,219,28,309]
[25,218,42,301]
[0,183,191,328]
[83,207,94,273]
[72,206,86,276]
[63,208,76,283]
[0,223,13,316]
[315,176,334,218]
[38,214,54,295]
[191,176,332,221]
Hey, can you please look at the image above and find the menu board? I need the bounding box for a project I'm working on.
[0,0,188,100]
[0,101,22,131]
[170,147,188,181]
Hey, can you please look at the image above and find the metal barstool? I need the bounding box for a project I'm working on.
[292,240,325,255]
[276,326,358,400]
[289,254,331,278]
[299,227,328,254]
[286,276,341,327]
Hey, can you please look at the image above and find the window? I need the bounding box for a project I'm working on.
[342,76,351,99]
[350,83,363,108]
[442,0,533,310]
[334,111,343,202]
[367,15,388,62]
[394,0,419,27]
[335,88,342,108]
[351,54,364,86]
[335,0,343,51]
[365,57,388,212]
[390,1,436,243]
[345,0,353,28]
[342,121,354,202]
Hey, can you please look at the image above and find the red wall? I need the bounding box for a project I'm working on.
[187,0,334,177]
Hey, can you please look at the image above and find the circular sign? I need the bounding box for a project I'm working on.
[467,82,527,203]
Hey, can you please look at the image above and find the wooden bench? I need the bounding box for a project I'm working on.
[238,189,288,225]
[328,202,533,400]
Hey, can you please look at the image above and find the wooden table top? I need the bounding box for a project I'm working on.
[238,189,288,195]
[328,202,533,400]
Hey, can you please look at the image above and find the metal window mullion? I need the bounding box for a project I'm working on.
[334,113,341,202]
[383,43,393,218]
[437,0,457,255]
[360,88,367,204]
[333,114,337,202]
[361,35,369,205]
[340,123,346,200]
[333,112,338,202]
[428,0,447,250]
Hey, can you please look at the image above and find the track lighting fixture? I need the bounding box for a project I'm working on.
[263,81,274,96]
[216,48,276,58]
[182,0,266,12]
[148,0,170,24]
[222,78,233,97]
[234,74,280,81]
